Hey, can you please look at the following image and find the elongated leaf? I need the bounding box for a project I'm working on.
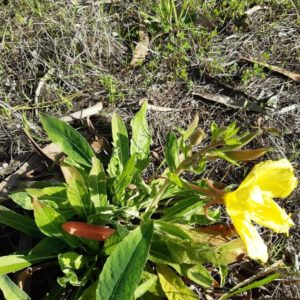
[33,199,78,247]
[220,273,280,300]
[157,264,198,300]
[9,191,32,210]
[79,281,97,300]
[30,237,67,256]
[26,186,67,204]
[165,132,179,172]
[134,272,157,299]
[0,254,56,275]
[0,275,30,300]
[154,221,191,240]
[130,101,151,163]
[151,234,245,266]
[88,157,107,209]
[182,114,199,141]
[61,164,91,218]
[171,264,214,288]
[42,284,65,300]
[96,221,153,300]
[113,154,137,203]
[40,113,95,167]
[26,186,75,219]
[111,112,129,170]
[0,205,41,238]
[161,196,204,222]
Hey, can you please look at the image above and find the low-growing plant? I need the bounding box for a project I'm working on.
[0,102,297,299]
[141,0,198,34]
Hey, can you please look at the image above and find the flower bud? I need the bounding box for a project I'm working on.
[190,128,206,146]
[224,148,268,161]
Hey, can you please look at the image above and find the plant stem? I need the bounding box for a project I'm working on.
[143,142,220,221]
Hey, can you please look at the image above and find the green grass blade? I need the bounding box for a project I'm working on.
[219,273,281,300]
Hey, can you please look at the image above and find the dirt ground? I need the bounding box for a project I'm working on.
[0,1,299,299]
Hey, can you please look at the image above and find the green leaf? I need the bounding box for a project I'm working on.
[0,205,41,238]
[165,132,179,172]
[157,264,198,300]
[9,191,32,210]
[58,269,81,287]
[154,221,191,240]
[88,157,108,209]
[32,199,79,247]
[58,252,86,270]
[96,221,154,300]
[113,153,138,203]
[102,225,129,256]
[210,150,240,166]
[219,273,280,300]
[26,186,75,219]
[211,121,220,142]
[110,111,129,171]
[151,234,245,267]
[40,113,95,167]
[134,272,158,299]
[130,101,151,163]
[42,284,65,300]
[182,114,199,141]
[61,164,91,218]
[161,196,204,222]
[0,275,31,300]
[218,265,228,287]
[30,237,67,256]
[79,281,97,300]
[0,254,56,275]
[178,264,214,288]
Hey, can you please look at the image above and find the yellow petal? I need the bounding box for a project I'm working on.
[224,185,260,215]
[229,214,268,263]
[240,159,298,198]
[251,192,294,234]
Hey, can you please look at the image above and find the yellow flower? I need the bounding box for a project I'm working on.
[224,159,298,263]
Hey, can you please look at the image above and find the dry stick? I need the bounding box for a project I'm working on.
[218,260,285,300]
[0,102,103,202]
[34,68,55,117]
[240,56,300,83]
[138,99,183,112]
[60,102,103,122]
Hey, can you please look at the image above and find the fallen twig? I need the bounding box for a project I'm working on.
[192,90,262,112]
[240,56,300,83]
[60,102,103,122]
[34,68,55,117]
[139,99,176,112]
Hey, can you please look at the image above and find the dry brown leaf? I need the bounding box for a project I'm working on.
[240,56,300,83]
[192,90,262,112]
[130,24,149,66]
